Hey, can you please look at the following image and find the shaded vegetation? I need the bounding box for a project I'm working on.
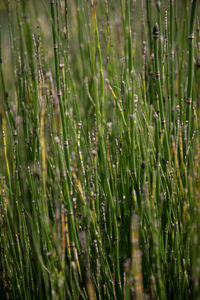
[0,0,200,299]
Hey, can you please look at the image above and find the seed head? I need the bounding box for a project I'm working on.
[153,23,159,39]
[54,136,60,144]
[156,1,161,10]
[196,57,200,69]
[141,161,146,170]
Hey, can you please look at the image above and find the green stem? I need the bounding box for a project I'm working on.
[186,0,198,139]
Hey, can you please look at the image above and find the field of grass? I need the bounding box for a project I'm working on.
[0,0,200,299]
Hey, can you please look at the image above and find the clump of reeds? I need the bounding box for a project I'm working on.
[0,0,199,299]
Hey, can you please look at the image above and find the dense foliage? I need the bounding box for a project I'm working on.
[0,0,200,299]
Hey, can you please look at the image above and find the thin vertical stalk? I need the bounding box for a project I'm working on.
[50,0,71,181]
[170,0,175,132]
[153,23,170,161]
[50,0,79,251]
[186,0,198,139]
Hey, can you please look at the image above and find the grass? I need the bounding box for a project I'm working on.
[0,0,200,299]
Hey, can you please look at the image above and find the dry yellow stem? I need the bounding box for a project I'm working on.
[65,215,71,260]
[40,97,47,189]
[61,211,66,263]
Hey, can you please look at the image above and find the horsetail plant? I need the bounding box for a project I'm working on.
[0,0,200,299]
